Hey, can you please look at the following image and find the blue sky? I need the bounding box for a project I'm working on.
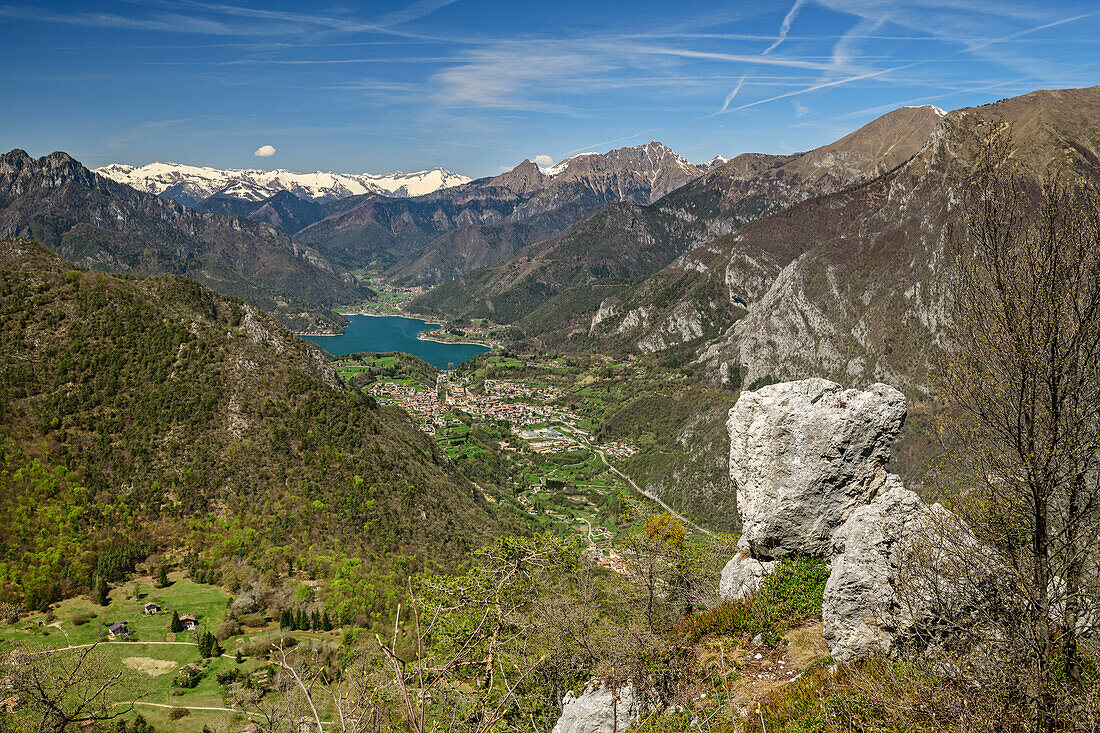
[2,0,1098,177]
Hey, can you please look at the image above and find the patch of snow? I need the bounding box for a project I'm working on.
[904,104,948,117]
[542,153,599,177]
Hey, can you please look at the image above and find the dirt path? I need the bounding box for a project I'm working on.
[51,640,197,651]
[45,640,235,658]
[579,516,595,543]
[127,701,333,726]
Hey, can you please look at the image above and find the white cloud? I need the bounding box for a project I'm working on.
[533,154,553,167]
[254,144,276,157]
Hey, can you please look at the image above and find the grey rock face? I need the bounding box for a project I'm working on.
[551,684,640,733]
[728,378,906,559]
[822,476,931,661]
[719,551,775,602]
[719,378,957,662]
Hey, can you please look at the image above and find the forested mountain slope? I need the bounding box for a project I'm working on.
[0,238,497,610]
[0,150,370,332]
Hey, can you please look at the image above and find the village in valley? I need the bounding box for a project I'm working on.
[332,351,656,571]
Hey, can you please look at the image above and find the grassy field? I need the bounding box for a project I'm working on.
[0,573,229,650]
[1,573,347,731]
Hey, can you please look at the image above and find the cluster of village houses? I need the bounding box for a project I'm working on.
[598,441,638,457]
[366,373,641,464]
[587,545,629,574]
[482,379,563,402]
[368,375,586,436]
[367,382,447,429]
[448,380,581,427]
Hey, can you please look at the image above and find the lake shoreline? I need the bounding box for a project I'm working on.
[338,307,493,348]
[417,331,493,348]
[301,314,490,369]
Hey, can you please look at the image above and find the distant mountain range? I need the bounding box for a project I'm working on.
[95,161,471,206]
[409,87,1100,399]
[408,105,947,329]
[11,86,1097,365]
[295,141,727,286]
[0,142,723,335]
[0,149,369,332]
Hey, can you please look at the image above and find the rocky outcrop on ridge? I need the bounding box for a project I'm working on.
[823,476,938,660]
[551,683,641,733]
[728,378,907,560]
[720,378,947,661]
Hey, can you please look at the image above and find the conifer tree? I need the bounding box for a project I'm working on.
[94,575,108,606]
[322,611,333,631]
[310,610,321,631]
[170,610,181,633]
[157,566,169,587]
[279,609,292,630]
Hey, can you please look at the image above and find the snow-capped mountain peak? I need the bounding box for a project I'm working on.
[95,162,471,206]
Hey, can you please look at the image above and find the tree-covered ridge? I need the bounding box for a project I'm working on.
[0,238,498,608]
[0,150,371,333]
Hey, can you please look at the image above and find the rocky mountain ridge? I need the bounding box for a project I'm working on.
[96,161,471,206]
[408,105,947,329]
[548,89,1100,394]
[0,149,370,332]
[294,141,724,285]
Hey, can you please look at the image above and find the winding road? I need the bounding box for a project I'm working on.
[593,448,714,536]
[555,419,714,537]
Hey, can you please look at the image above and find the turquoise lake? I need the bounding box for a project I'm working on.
[301,314,489,369]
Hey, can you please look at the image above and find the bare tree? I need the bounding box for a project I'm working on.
[2,642,142,732]
[934,129,1100,730]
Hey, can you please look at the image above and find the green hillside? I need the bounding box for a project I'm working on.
[0,238,498,613]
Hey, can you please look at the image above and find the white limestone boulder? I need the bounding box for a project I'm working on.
[551,683,640,733]
[719,551,776,602]
[728,378,906,559]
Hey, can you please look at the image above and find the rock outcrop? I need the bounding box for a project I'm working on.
[720,378,954,662]
[823,476,933,661]
[551,684,640,733]
[719,551,775,602]
[728,378,906,560]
